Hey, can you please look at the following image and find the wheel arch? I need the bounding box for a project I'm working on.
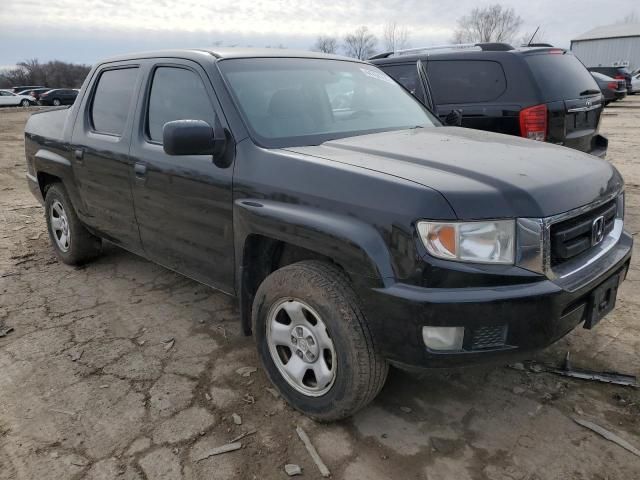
[235,199,394,335]
[32,149,86,217]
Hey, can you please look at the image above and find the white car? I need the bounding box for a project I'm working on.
[0,89,35,107]
[632,73,640,94]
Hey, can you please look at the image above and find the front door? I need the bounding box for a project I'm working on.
[129,60,235,293]
[70,64,144,251]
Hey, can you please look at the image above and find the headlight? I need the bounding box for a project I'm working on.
[417,220,515,264]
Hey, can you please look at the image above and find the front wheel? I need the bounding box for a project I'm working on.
[45,183,102,264]
[52,98,61,106]
[252,260,388,421]
[20,99,30,107]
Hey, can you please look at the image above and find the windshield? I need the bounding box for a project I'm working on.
[219,58,438,148]
[525,53,600,101]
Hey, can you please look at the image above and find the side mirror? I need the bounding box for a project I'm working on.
[162,120,227,160]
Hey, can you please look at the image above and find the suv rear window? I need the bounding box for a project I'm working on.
[91,68,139,136]
[427,60,506,104]
[525,53,599,101]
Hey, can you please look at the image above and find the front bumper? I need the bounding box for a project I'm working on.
[359,229,633,368]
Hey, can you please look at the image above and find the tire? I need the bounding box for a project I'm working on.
[252,260,388,421]
[20,99,30,107]
[52,98,61,106]
[44,183,101,265]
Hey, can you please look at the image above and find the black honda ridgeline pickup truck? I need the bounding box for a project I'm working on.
[24,49,632,420]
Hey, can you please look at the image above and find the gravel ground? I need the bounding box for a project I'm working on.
[1,100,639,479]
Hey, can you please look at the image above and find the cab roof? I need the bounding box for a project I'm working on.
[100,48,360,64]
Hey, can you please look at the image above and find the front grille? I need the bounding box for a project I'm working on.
[470,325,507,350]
[550,199,617,267]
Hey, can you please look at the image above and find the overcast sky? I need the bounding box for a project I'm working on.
[1,0,638,68]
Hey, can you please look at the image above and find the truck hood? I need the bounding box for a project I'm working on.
[287,127,623,219]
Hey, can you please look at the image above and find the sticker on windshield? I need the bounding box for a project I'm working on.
[360,68,395,84]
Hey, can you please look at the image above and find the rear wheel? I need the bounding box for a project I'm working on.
[252,260,388,421]
[44,183,101,264]
[20,99,30,107]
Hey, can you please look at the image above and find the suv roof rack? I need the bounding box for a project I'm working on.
[369,42,514,60]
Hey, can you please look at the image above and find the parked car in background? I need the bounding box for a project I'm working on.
[371,44,608,157]
[588,67,632,93]
[0,89,35,107]
[591,72,627,104]
[38,89,79,106]
[10,85,44,93]
[17,87,51,101]
[23,48,632,420]
[631,73,640,94]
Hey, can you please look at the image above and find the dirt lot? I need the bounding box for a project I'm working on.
[1,100,639,480]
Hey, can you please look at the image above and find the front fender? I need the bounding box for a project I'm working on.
[234,198,395,286]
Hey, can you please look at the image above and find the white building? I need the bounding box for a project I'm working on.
[571,23,640,70]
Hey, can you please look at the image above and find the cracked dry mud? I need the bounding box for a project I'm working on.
[1,100,639,479]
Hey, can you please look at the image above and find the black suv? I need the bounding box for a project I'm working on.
[24,49,632,420]
[588,66,632,93]
[371,44,608,157]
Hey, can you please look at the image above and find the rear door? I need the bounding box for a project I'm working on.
[423,59,519,135]
[129,59,235,293]
[525,52,603,153]
[70,63,144,251]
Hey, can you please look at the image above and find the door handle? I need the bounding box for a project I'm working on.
[74,149,84,164]
[134,163,147,180]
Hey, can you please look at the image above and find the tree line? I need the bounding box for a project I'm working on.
[315,21,410,60]
[316,4,532,59]
[0,59,91,89]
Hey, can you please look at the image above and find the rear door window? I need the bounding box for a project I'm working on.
[90,67,139,136]
[525,53,599,101]
[146,67,214,143]
[427,60,506,104]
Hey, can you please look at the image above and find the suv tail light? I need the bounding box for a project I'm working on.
[519,104,547,141]
[614,74,625,80]
[607,81,618,89]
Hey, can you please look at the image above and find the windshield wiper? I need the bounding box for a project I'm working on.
[580,89,601,96]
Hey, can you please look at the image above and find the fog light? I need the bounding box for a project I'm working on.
[422,326,464,351]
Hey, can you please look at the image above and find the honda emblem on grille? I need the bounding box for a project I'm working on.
[586,99,592,108]
[591,215,605,245]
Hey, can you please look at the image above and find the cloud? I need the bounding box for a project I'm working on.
[0,0,638,64]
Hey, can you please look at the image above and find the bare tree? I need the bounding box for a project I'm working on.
[314,36,338,54]
[452,4,523,45]
[343,26,377,60]
[0,59,90,89]
[383,21,410,52]
[519,27,550,47]
[618,11,639,23]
